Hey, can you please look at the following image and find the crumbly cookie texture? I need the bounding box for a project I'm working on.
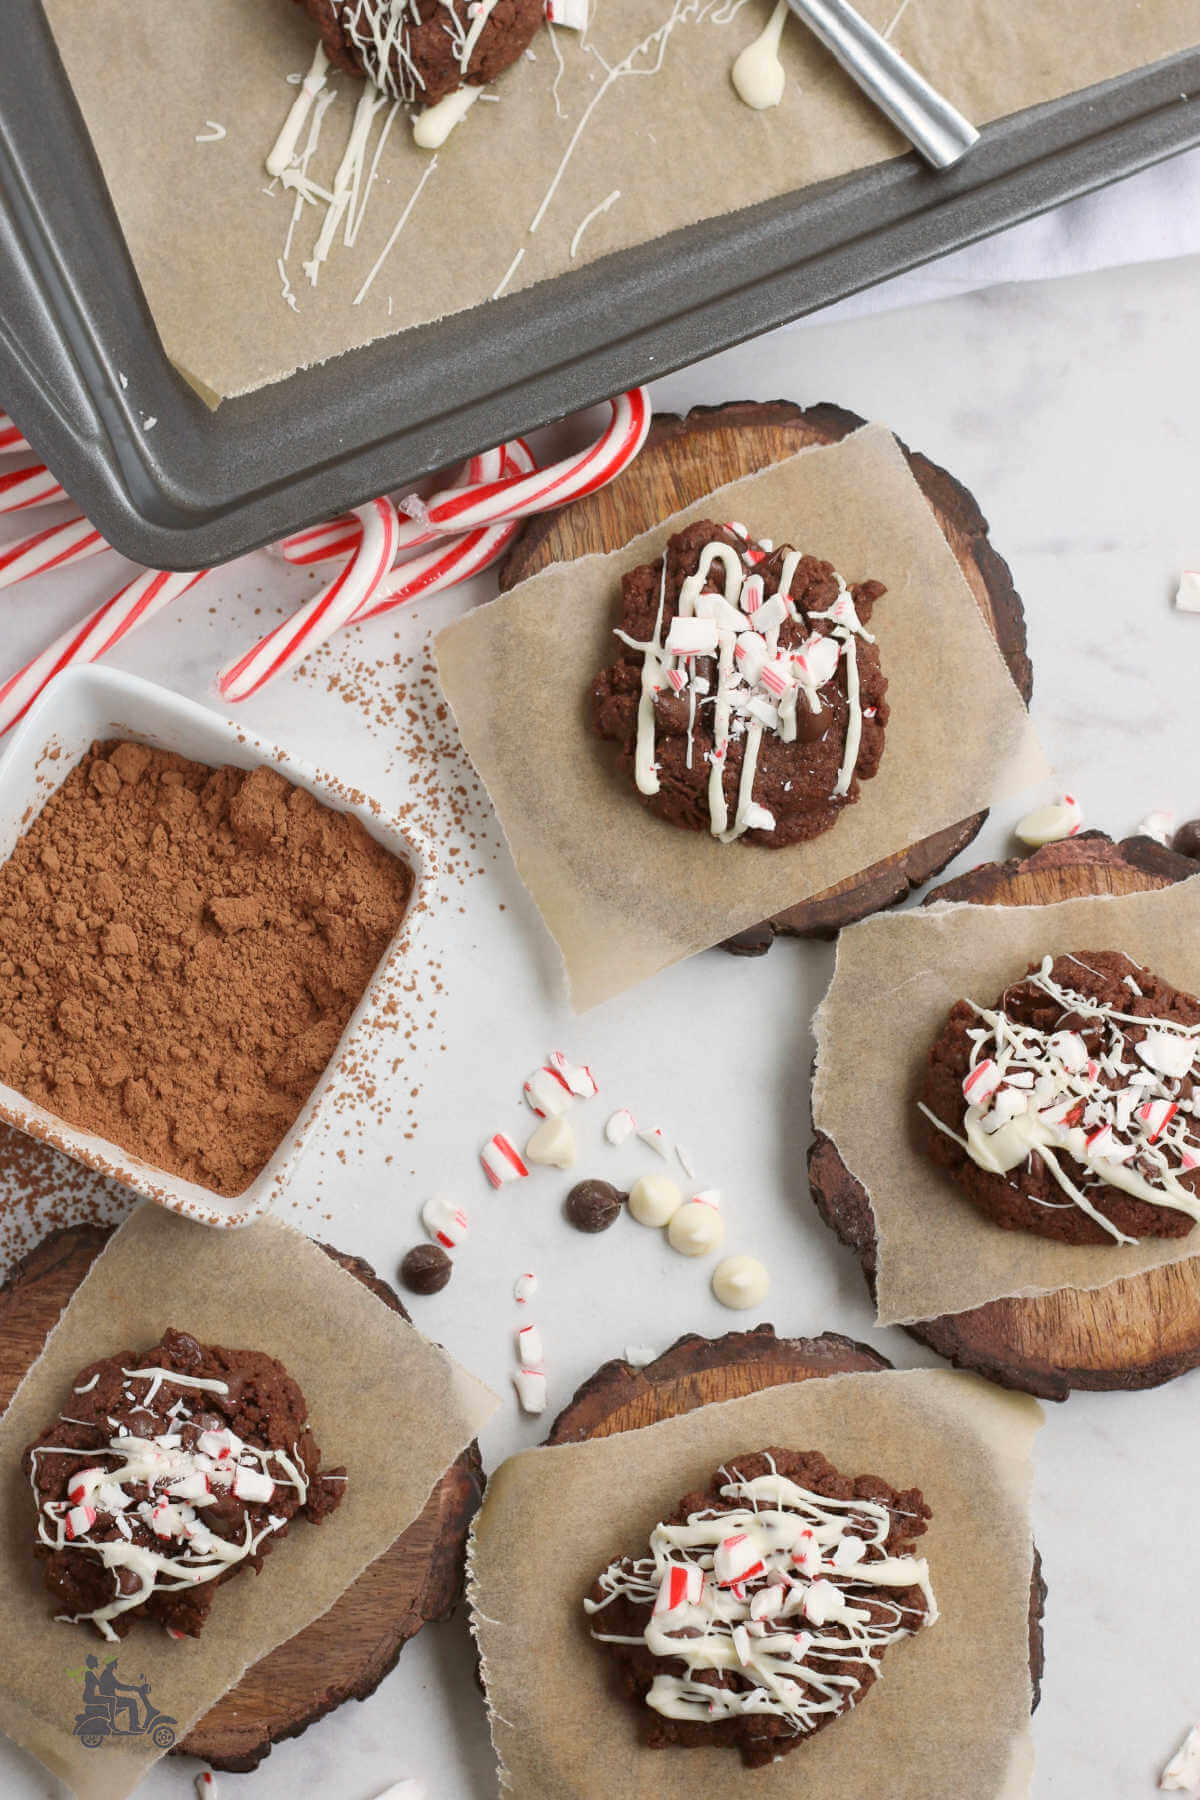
[920,950,1200,1245]
[585,1447,934,1768]
[25,1327,345,1640]
[591,520,888,848]
[292,0,545,111]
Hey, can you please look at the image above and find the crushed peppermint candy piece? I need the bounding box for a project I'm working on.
[1014,794,1082,847]
[232,1466,275,1503]
[1137,809,1176,846]
[638,1125,671,1159]
[1175,571,1200,614]
[546,1050,598,1097]
[675,1143,695,1177]
[65,1504,96,1540]
[482,1134,529,1187]
[422,1194,469,1248]
[1046,1030,1088,1071]
[195,1775,219,1799]
[523,1065,574,1117]
[513,1368,547,1414]
[605,1108,637,1144]
[714,1531,765,1587]
[513,1271,538,1303]
[654,1561,704,1614]
[1138,1099,1178,1142]
[545,0,588,26]
[741,802,776,833]
[665,617,719,657]
[740,573,764,613]
[1136,1030,1194,1079]
[623,1344,658,1367]
[516,1323,544,1367]
[1161,1722,1200,1790]
[962,1059,1002,1105]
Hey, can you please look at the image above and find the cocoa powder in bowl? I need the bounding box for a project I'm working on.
[0,740,414,1196]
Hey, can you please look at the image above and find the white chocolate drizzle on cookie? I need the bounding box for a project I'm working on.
[614,528,874,843]
[30,1370,316,1642]
[920,953,1200,1244]
[585,1454,935,1733]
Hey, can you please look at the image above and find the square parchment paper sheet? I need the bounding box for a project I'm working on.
[469,1370,1042,1800]
[40,0,1200,399]
[436,425,1047,1010]
[813,875,1200,1325]
[0,1204,498,1800]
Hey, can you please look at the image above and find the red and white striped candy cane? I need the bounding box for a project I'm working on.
[0,414,31,455]
[356,438,537,622]
[0,463,67,513]
[276,443,510,568]
[388,388,650,551]
[0,516,111,591]
[0,568,207,737]
[217,496,398,702]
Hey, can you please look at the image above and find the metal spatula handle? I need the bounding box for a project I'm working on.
[786,0,980,169]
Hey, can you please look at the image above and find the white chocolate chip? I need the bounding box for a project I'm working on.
[524,1115,576,1169]
[628,1173,682,1227]
[667,1199,726,1257]
[711,1254,770,1310]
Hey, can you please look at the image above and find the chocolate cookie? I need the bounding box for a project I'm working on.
[25,1327,346,1640]
[291,0,544,112]
[590,521,889,848]
[920,950,1200,1246]
[585,1446,934,1768]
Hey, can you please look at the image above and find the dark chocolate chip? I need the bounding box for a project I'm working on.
[401,1243,452,1294]
[565,1180,624,1233]
[796,695,832,742]
[1174,819,1200,861]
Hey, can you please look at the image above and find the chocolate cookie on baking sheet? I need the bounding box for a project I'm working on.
[585,1446,934,1769]
[25,1326,346,1641]
[590,520,889,848]
[291,0,545,113]
[920,949,1200,1247]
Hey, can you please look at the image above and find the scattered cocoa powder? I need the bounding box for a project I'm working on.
[0,741,413,1196]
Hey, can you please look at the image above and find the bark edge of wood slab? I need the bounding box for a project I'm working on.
[0,1224,484,1775]
[500,398,1031,950]
[546,1324,1044,1710]
[808,833,1200,1401]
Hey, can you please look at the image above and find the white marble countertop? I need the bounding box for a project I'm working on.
[1,244,1199,1800]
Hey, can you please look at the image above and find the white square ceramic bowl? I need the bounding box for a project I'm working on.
[0,665,434,1228]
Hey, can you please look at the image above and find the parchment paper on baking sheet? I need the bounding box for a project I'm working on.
[813,876,1200,1325]
[39,0,1200,400]
[0,1203,498,1800]
[469,1369,1042,1800]
[436,424,1047,1010]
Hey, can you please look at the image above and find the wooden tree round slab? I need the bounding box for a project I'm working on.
[501,399,1032,947]
[809,832,1200,1400]
[547,1325,1044,1704]
[0,1225,484,1774]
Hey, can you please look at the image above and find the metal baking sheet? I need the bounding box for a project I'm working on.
[1,2,1198,571]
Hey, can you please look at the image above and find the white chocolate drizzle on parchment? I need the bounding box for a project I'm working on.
[262,0,769,307]
[584,1455,935,1734]
[920,953,1200,1244]
[30,1365,317,1642]
[616,529,874,842]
